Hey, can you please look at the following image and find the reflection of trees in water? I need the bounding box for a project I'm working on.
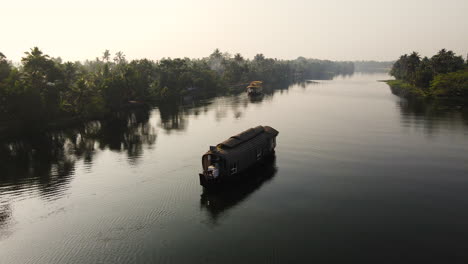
[0,204,12,225]
[215,105,228,122]
[92,108,157,164]
[158,103,188,132]
[262,82,291,99]
[0,132,76,199]
[167,77,328,130]
[0,204,12,239]
[228,95,248,120]
[200,156,278,226]
[155,81,297,132]
[0,107,156,200]
[396,97,468,135]
[337,72,357,79]
[157,99,229,132]
[157,100,218,132]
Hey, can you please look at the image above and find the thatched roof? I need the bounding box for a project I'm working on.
[263,126,279,136]
[217,126,278,149]
[247,81,263,89]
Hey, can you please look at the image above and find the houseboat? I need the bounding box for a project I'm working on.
[199,125,279,187]
[246,81,263,95]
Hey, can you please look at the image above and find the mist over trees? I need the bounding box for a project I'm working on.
[389,49,468,98]
[0,48,354,128]
[353,61,394,73]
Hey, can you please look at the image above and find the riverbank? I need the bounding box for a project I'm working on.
[1,48,355,137]
[388,49,467,100]
[384,80,428,98]
[0,79,300,141]
[383,80,468,116]
[385,68,468,100]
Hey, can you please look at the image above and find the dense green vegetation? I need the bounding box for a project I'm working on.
[388,49,468,98]
[0,48,354,129]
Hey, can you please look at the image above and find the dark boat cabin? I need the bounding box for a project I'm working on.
[200,125,279,186]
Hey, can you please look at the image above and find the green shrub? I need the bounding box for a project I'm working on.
[430,69,468,98]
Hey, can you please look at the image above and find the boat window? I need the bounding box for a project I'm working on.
[230,162,238,175]
[203,154,218,170]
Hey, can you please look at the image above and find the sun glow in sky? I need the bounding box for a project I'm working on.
[2,0,467,62]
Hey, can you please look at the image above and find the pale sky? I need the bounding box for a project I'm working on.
[1,0,467,62]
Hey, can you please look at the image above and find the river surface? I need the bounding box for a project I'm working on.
[1,73,468,263]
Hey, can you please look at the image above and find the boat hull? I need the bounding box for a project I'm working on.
[199,152,275,188]
[247,90,263,96]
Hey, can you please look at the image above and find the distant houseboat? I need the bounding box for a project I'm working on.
[246,81,263,95]
[199,125,279,187]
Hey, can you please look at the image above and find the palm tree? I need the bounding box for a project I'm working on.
[114,51,126,64]
[254,53,265,62]
[234,53,244,62]
[431,49,464,74]
[407,51,421,84]
[210,49,222,59]
[21,47,54,82]
[0,52,10,81]
[102,50,111,63]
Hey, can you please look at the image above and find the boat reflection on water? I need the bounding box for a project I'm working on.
[200,155,277,225]
[248,93,265,104]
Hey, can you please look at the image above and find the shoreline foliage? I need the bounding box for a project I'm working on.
[0,48,354,128]
[389,49,468,98]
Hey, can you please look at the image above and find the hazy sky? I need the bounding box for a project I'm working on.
[2,0,467,62]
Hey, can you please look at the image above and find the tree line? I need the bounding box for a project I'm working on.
[389,49,468,98]
[0,48,354,126]
[354,61,394,73]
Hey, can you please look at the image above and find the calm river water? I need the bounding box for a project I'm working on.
[1,73,468,263]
